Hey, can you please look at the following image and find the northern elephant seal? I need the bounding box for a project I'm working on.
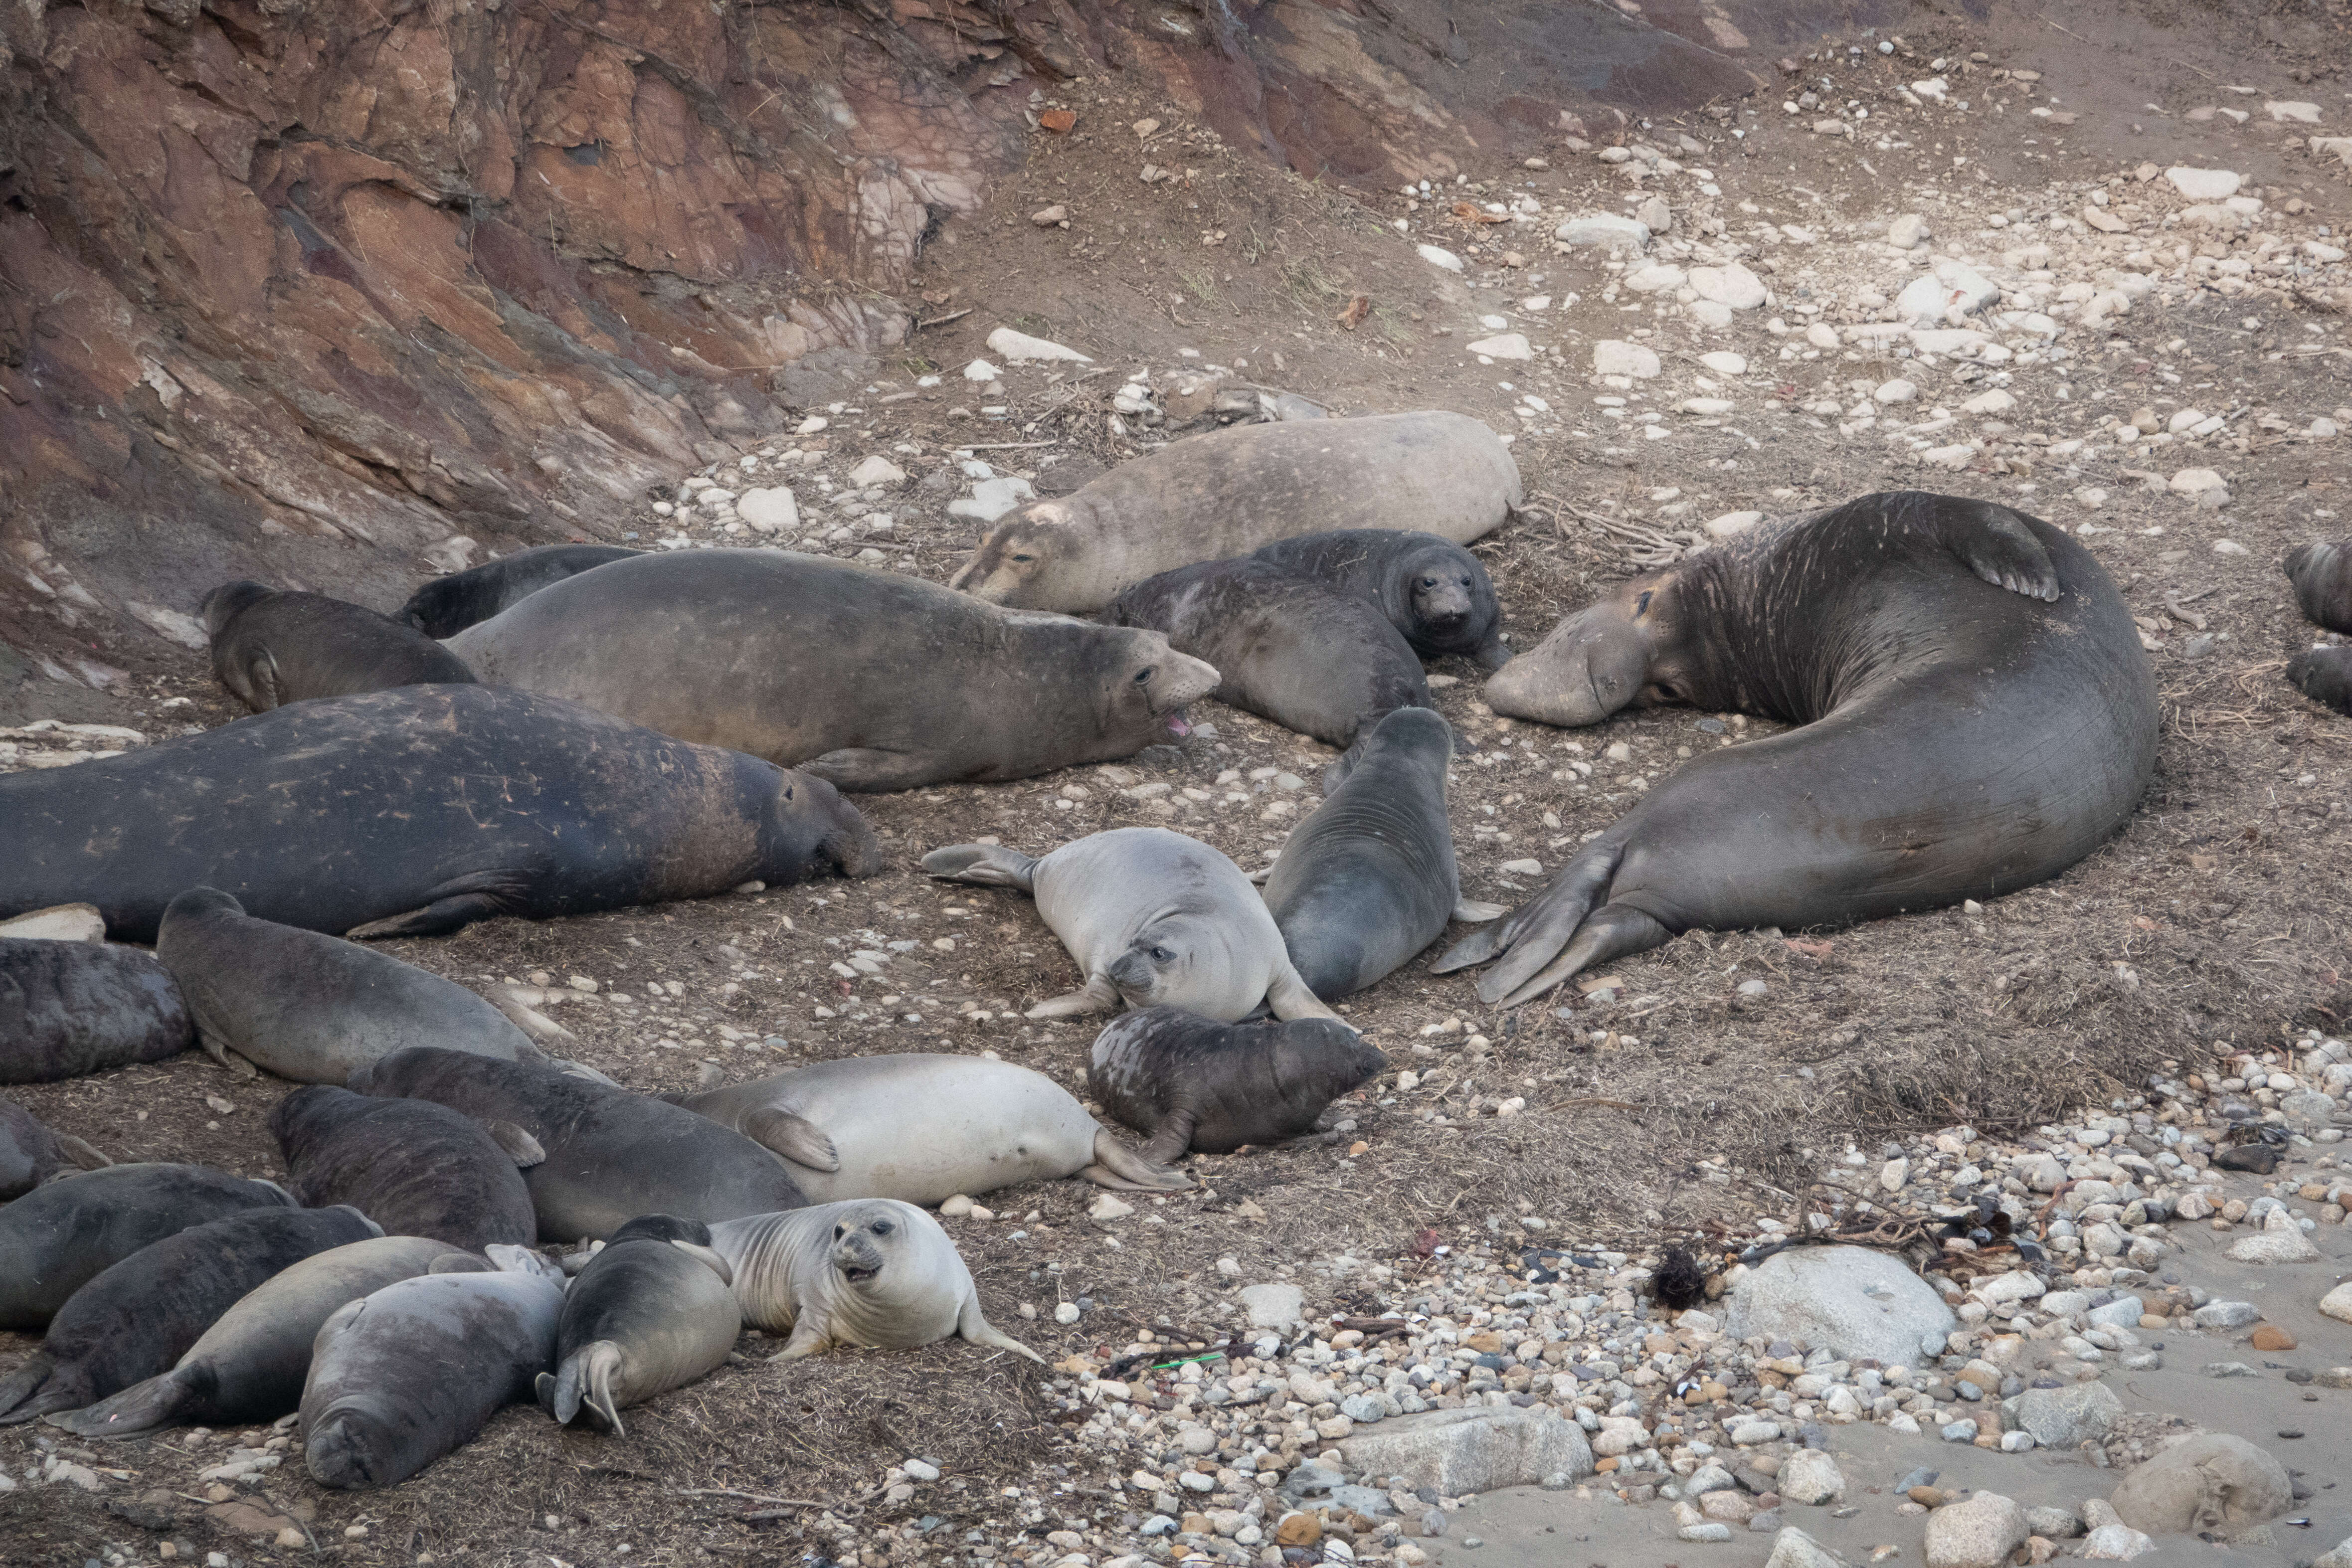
[660,1054,1184,1204]
[269,1086,539,1251]
[0,1205,379,1424]
[950,411,1520,611]
[1,938,192,1084]
[2288,646,2352,714]
[0,1096,108,1200]
[400,543,643,638]
[1086,1010,1389,1161]
[201,582,476,712]
[445,550,1218,791]
[1254,529,1509,668]
[46,1236,485,1438]
[349,1047,809,1241]
[0,685,880,942]
[710,1200,1039,1362]
[0,1163,296,1330]
[1449,491,2157,1005]
[536,1215,737,1434]
[302,1265,565,1488]
[921,828,1340,1022]
[2286,540,2352,633]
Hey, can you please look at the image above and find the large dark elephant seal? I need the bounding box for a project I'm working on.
[1,938,192,1084]
[710,1200,1040,1362]
[0,1163,296,1329]
[1447,490,2158,1005]
[660,1054,1184,1204]
[302,1264,565,1488]
[1261,708,1501,1001]
[1087,1009,1389,1160]
[2288,646,2352,713]
[400,543,643,638]
[47,1236,485,1438]
[949,411,1521,612]
[922,828,1340,1022]
[200,582,476,712]
[1108,560,1433,752]
[269,1086,539,1251]
[445,550,1219,792]
[0,1205,379,1424]
[349,1047,809,1241]
[2286,541,2352,633]
[1,1096,109,1200]
[1254,529,1510,669]
[0,685,881,942]
[536,1214,737,1434]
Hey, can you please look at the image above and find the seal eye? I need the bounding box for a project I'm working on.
[782,785,794,801]
[1010,553,1035,563]
[1149,945,1174,963]
[872,1221,893,1236]
[1133,667,1155,685]
[1419,576,1438,589]
[1635,590,1654,616]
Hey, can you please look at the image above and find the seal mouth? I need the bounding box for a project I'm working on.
[840,1263,881,1285]
[1164,711,1192,739]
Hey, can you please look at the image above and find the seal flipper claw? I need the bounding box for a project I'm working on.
[1936,499,2061,603]
[920,844,1041,892]
[741,1107,841,1172]
[1081,1127,1191,1191]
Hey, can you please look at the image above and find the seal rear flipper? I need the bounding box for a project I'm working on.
[1935,499,2062,602]
[0,1355,83,1425]
[1081,1127,1191,1191]
[954,1294,1045,1364]
[487,986,577,1046]
[1140,1107,1199,1166]
[920,844,1041,891]
[803,747,945,792]
[344,871,530,939]
[480,1119,547,1167]
[1265,966,1342,1023]
[1489,903,1671,1009]
[1026,975,1121,1019]
[42,1365,200,1438]
[549,1342,625,1433]
[1451,899,1507,923]
[741,1107,841,1172]
[1438,839,1619,988]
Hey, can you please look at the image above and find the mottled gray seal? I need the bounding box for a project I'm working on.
[0,685,881,942]
[1086,1010,1389,1161]
[269,1086,539,1252]
[2288,646,2352,714]
[950,411,1521,611]
[710,1200,1039,1362]
[2286,541,2352,633]
[0,1163,296,1330]
[0,1096,108,1200]
[400,543,643,638]
[201,581,477,712]
[445,550,1219,791]
[1,938,192,1084]
[535,1215,737,1434]
[1253,529,1509,668]
[921,828,1339,1022]
[1451,491,2158,1005]
[660,1054,1184,1204]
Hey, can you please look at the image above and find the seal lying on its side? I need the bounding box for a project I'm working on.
[201,582,476,712]
[2285,540,2352,633]
[1087,1010,1389,1161]
[536,1215,737,1434]
[269,1086,540,1252]
[1253,529,1509,669]
[922,828,1340,1022]
[1450,490,2158,1005]
[0,1164,296,1330]
[660,1054,1185,1203]
[399,544,643,638]
[710,1200,1040,1362]
[1,938,192,1085]
[0,1096,108,1201]
[2289,646,2352,714]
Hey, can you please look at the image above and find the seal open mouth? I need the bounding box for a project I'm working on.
[841,1262,880,1284]
[1165,712,1191,738]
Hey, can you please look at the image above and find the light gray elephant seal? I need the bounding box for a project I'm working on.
[1449,490,2158,1005]
[269,1086,539,1252]
[950,411,1521,611]
[0,1163,297,1330]
[157,887,544,1081]
[0,1205,380,1425]
[710,1200,1039,1362]
[446,550,1220,791]
[1253,529,1510,669]
[1,1096,108,1201]
[400,544,644,638]
[47,1236,486,1438]
[1,938,192,1085]
[536,1215,737,1434]
[1087,1010,1389,1161]
[922,828,1339,1022]
[201,581,477,712]
[659,1053,1184,1203]
[302,1264,565,1488]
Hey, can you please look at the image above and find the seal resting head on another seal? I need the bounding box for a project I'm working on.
[399,543,643,638]
[1087,1009,1389,1162]
[2285,540,2352,634]
[1252,529,1510,669]
[269,1085,540,1252]
[535,1214,738,1434]
[201,582,477,712]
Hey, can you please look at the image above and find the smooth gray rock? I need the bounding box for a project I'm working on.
[2025,1505,2084,1539]
[1766,1527,1848,1568]
[1776,1448,1845,1506]
[2106,1433,2292,1538]
[2191,1300,2260,1330]
[1335,1406,1593,1496]
[2016,1381,2123,1448]
[1724,1247,1956,1368]
[1924,1491,2028,1568]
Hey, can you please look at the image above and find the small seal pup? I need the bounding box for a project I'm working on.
[269,1086,540,1251]
[0,1205,380,1424]
[710,1200,1040,1362]
[2289,646,2352,713]
[1087,1010,1389,1161]
[535,1215,737,1434]
[1253,529,1509,668]
[201,582,477,712]
[2,937,192,1084]
[1260,707,1502,1000]
[0,1096,108,1200]
[2285,541,2352,633]
[400,543,643,637]
[921,828,1340,1022]
[0,1163,296,1330]
[659,1053,1184,1203]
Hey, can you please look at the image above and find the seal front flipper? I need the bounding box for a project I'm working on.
[741,1107,841,1172]
[804,747,944,792]
[1079,1127,1191,1192]
[1472,636,1513,672]
[55,1133,112,1171]
[954,1293,1045,1363]
[1451,899,1507,923]
[767,1314,831,1363]
[344,871,530,938]
[480,1119,547,1167]
[1931,497,2061,602]
[1265,966,1342,1023]
[921,844,1041,892]
[1026,975,1121,1019]
[198,1025,260,1080]
[1140,1106,1198,1166]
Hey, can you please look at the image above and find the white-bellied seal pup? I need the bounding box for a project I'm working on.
[348,1046,810,1241]
[921,828,1340,1022]
[2,938,192,1084]
[1260,708,1502,1000]
[2289,646,2352,714]
[301,1263,565,1488]
[200,581,477,712]
[48,1236,486,1438]
[950,411,1521,611]
[0,1163,297,1329]
[536,1214,737,1434]
[710,1200,1040,1362]
[2286,541,2352,633]
[1,1095,108,1200]
[400,543,643,638]
[445,550,1219,791]
[0,685,881,942]
[269,1086,539,1251]
[1449,490,2158,1005]
[0,1205,380,1425]
[659,1053,1184,1203]
[1087,1010,1389,1161]
[1253,529,1510,668]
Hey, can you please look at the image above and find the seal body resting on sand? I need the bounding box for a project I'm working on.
[399,544,643,638]
[269,1086,540,1252]
[536,1214,738,1434]
[201,582,475,712]
[1087,1009,1389,1160]
[1253,529,1510,669]
[2285,540,2352,634]
[1,939,192,1085]
[0,1164,295,1330]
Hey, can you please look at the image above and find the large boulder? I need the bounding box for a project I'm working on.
[1723,1247,1956,1367]
[1924,1492,2028,1568]
[2106,1433,2292,1537]
[1335,1406,1592,1495]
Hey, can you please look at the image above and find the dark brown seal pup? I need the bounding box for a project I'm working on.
[536,1214,737,1434]
[0,685,881,942]
[201,582,477,712]
[1086,1008,1389,1161]
[1253,529,1510,668]
[269,1086,539,1252]
[2285,541,2352,633]
[1450,490,2157,1005]
[0,1163,296,1330]
[1,938,192,1084]
[2288,646,2352,713]
[399,544,643,638]
[0,1095,108,1200]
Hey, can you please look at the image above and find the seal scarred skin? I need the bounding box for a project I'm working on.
[1253,529,1510,669]
[535,1215,738,1434]
[399,544,643,638]
[201,582,477,712]
[269,1086,538,1252]
[2285,541,2352,634]
[0,1163,296,1330]
[1087,1009,1390,1162]
[1,939,192,1085]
